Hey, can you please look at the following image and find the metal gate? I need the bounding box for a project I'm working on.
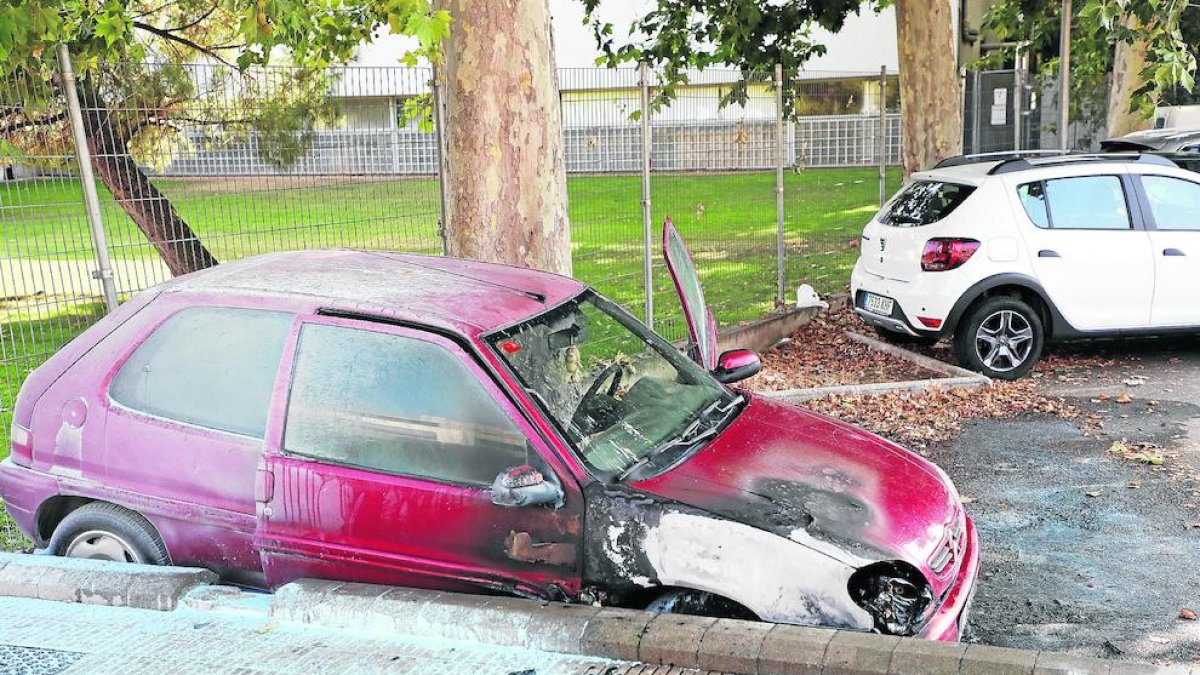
[963,69,1041,155]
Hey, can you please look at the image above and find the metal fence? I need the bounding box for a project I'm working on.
[1,55,902,547]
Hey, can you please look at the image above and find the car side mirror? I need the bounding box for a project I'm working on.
[712,349,761,384]
[491,465,564,508]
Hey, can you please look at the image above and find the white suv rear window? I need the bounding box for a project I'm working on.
[882,181,975,227]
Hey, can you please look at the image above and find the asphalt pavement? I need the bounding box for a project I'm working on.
[931,336,1200,667]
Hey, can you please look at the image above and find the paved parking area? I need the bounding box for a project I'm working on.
[933,337,1200,667]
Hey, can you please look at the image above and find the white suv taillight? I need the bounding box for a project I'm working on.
[921,238,980,272]
[9,423,31,466]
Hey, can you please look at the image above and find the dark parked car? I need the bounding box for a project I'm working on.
[1101,129,1200,172]
[2,224,978,639]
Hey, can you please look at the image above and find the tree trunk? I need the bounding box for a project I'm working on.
[435,0,571,275]
[80,99,217,277]
[895,0,963,177]
[1106,35,1151,138]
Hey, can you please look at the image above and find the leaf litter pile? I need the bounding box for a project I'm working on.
[754,306,941,391]
[750,303,1097,448]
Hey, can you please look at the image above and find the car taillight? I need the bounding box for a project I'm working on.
[921,238,980,272]
[9,423,31,467]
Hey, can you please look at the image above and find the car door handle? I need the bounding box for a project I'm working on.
[1163,248,1186,257]
[1038,249,1060,258]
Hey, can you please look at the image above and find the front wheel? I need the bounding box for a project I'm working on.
[47,502,171,565]
[646,589,758,621]
[953,296,1044,380]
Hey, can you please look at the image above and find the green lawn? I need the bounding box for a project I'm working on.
[1,167,896,322]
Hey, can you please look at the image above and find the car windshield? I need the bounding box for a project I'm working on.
[487,291,734,479]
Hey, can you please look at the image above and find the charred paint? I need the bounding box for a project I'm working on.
[504,531,576,566]
[580,483,873,630]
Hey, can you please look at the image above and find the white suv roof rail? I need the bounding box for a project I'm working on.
[933,150,1070,170]
[988,152,1177,175]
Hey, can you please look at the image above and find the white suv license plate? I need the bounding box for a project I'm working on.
[864,293,894,316]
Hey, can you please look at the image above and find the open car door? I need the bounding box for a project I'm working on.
[662,218,718,370]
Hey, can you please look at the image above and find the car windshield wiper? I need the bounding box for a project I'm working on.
[615,395,740,482]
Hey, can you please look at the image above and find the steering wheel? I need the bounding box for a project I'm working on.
[568,362,626,439]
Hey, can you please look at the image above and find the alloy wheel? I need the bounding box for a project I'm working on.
[974,309,1034,373]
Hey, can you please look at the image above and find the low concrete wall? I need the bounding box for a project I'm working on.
[0,553,1194,674]
[717,307,819,354]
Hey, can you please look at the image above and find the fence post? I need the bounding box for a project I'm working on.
[1013,49,1023,152]
[431,65,451,256]
[57,45,118,314]
[878,65,888,208]
[774,64,786,307]
[639,62,654,329]
[971,70,982,155]
[1059,0,1072,151]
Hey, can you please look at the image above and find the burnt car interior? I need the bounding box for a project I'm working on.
[489,291,737,480]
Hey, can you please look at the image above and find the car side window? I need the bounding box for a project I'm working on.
[1043,176,1131,230]
[109,307,293,438]
[1017,181,1050,228]
[283,323,528,486]
[1141,175,1200,231]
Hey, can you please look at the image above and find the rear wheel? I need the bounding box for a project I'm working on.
[873,325,939,348]
[47,502,170,565]
[953,296,1044,380]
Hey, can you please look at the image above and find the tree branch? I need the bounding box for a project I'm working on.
[0,110,67,135]
[159,4,219,34]
[131,21,235,67]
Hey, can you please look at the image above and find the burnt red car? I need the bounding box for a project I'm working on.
[1,224,978,639]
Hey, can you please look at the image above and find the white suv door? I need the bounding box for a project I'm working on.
[1007,170,1155,331]
[1135,172,1200,327]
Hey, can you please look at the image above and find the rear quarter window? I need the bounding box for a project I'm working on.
[109,306,293,437]
[882,181,976,227]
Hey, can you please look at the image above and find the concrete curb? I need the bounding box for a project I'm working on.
[761,330,991,404]
[843,331,988,383]
[264,579,1195,675]
[0,557,1193,674]
[0,552,217,611]
[718,307,820,354]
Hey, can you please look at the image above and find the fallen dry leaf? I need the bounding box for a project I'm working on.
[1116,394,1133,404]
[1180,608,1197,621]
[750,301,1099,447]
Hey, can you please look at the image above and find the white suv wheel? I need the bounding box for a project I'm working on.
[975,310,1034,372]
[954,297,1044,380]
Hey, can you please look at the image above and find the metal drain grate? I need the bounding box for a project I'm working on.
[0,645,85,675]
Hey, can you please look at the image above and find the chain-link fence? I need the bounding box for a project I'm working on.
[1,56,901,549]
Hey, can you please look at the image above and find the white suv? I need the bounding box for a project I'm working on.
[850,152,1200,379]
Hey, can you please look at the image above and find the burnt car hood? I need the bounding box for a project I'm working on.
[630,394,960,577]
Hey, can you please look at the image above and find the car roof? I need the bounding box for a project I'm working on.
[914,151,1179,185]
[159,249,587,336]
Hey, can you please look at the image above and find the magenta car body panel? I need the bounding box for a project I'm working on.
[1,245,978,639]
